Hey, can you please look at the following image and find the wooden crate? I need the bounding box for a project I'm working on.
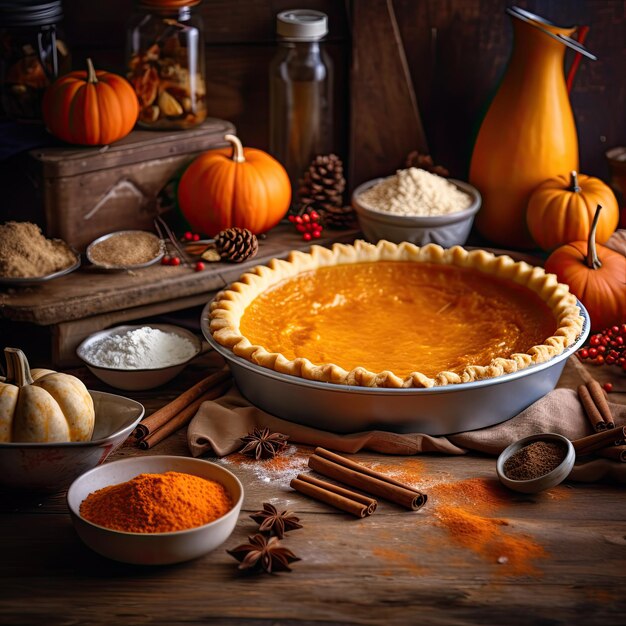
[16,118,234,251]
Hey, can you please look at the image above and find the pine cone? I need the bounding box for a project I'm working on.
[320,204,357,229]
[215,227,258,263]
[405,150,450,177]
[298,154,347,226]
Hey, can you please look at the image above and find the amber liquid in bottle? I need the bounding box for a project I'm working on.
[270,40,333,204]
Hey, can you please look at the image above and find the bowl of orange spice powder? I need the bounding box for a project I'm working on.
[67,456,243,565]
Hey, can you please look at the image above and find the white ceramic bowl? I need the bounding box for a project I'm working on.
[0,390,144,492]
[67,456,244,565]
[352,177,481,246]
[76,324,202,391]
[496,433,575,494]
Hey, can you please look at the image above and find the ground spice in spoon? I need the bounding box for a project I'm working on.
[503,440,567,481]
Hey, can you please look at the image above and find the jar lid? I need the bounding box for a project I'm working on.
[0,0,63,27]
[276,9,328,41]
[138,0,201,9]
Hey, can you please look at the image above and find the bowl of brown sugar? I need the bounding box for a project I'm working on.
[496,433,575,494]
[86,230,164,271]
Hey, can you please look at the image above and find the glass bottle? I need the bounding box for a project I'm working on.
[269,9,333,203]
[0,0,71,122]
[126,0,207,130]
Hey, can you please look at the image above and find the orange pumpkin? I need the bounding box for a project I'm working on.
[545,205,626,332]
[177,134,291,236]
[42,58,139,146]
[527,171,619,251]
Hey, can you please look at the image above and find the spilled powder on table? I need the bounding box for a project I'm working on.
[219,445,310,487]
[429,477,548,576]
[372,547,427,577]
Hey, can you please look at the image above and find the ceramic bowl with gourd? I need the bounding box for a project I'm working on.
[0,347,144,491]
[67,456,244,565]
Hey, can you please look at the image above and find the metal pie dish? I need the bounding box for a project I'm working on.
[0,253,80,286]
[76,324,203,391]
[201,301,590,436]
[85,230,165,271]
[352,177,482,247]
[496,432,576,493]
[66,456,244,565]
[0,390,144,492]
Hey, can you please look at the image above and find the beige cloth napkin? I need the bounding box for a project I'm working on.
[188,357,626,483]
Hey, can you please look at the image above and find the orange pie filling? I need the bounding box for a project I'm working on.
[239,262,556,380]
[209,241,584,388]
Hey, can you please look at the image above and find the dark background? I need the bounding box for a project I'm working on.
[55,0,626,188]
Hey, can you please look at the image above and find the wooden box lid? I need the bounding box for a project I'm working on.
[29,118,234,178]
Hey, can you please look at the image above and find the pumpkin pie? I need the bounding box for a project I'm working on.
[209,241,584,388]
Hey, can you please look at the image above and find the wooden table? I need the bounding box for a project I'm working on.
[1,355,625,626]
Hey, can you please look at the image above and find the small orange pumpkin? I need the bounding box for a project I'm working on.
[42,58,139,146]
[545,205,626,332]
[177,134,291,236]
[527,171,619,251]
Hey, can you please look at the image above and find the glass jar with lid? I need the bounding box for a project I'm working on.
[0,0,71,122]
[269,9,333,199]
[126,0,207,129]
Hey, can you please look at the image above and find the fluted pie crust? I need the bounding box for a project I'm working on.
[209,240,584,388]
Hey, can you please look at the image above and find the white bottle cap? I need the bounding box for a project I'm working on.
[276,9,328,41]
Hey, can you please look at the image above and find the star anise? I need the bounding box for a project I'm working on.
[250,502,303,539]
[239,427,289,460]
[227,533,300,574]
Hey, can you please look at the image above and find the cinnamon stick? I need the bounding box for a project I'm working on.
[572,425,626,455]
[290,474,377,518]
[313,447,425,494]
[137,380,231,450]
[577,383,606,432]
[308,452,427,511]
[134,368,231,439]
[597,445,626,463]
[586,380,615,428]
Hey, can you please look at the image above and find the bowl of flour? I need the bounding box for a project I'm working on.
[76,324,202,390]
[352,168,481,247]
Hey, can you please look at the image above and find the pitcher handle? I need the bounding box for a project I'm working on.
[566,25,590,94]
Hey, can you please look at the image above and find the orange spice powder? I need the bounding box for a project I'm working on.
[80,471,232,533]
[430,477,510,512]
[436,505,547,576]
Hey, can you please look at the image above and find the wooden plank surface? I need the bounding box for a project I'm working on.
[1,355,625,625]
[349,0,429,189]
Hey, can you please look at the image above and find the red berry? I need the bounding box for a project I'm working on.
[312,230,321,238]
[590,335,601,346]
[303,232,312,241]
[295,216,303,224]
[193,233,200,241]
[184,231,193,241]
[603,382,614,392]
[288,215,296,222]
[195,261,205,272]
[579,348,589,359]
[170,256,181,266]
[588,347,598,358]
[595,355,605,364]
[302,213,310,222]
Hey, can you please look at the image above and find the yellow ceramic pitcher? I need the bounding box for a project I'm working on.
[470,6,595,249]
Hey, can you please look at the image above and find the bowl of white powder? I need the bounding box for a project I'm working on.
[352,168,481,247]
[76,324,203,391]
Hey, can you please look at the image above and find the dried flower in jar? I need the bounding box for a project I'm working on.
[126,5,207,130]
